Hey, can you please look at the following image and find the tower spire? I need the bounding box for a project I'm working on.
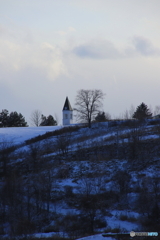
[62,97,73,125]
[63,96,73,111]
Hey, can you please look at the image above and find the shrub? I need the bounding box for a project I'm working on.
[94,217,107,229]
[119,213,128,221]
[127,215,137,222]
[118,213,137,222]
[44,225,59,233]
[108,121,118,128]
[150,119,160,125]
[110,227,121,233]
[104,226,121,233]
[64,186,73,198]
[56,164,71,179]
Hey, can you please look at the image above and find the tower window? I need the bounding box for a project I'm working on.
[65,114,68,119]
[70,114,72,119]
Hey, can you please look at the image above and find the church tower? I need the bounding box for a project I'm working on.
[62,97,73,125]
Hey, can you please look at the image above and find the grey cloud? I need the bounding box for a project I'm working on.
[73,37,160,60]
[73,39,123,59]
[132,36,160,56]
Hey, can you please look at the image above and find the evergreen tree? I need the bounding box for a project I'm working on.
[8,112,28,127]
[46,115,57,126]
[40,114,47,126]
[40,114,57,126]
[95,111,111,122]
[132,102,152,120]
[95,112,107,122]
[0,110,28,127]
[0,109,9,127]
[18,113,28,127]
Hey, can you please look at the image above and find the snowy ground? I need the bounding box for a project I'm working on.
[0,122,158,146]
[0,123,159,238]
[0,125,62,144]
[77,234,116,240]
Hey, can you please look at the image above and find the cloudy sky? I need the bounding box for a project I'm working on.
[1,0,160,125]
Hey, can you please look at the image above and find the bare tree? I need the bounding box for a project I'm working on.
[123,110,129,120]
[154,105,160,116]
[74,89,105,128]
[30,110,42,127]
[54,113,59,125]
[129,104,135,119]
[56,132,71,157]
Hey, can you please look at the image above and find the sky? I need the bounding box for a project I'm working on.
[1,0,160,125]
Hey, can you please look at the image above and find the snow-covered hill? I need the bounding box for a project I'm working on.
[0,125,62,144]
[0,121,159,239]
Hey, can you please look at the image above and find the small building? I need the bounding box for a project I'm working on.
[62,97,73,125]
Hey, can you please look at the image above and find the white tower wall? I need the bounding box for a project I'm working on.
[63,110,73,125]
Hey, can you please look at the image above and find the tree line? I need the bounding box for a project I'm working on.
[74,89,156,127]
[0,109,28,127]
[0,89,158,128]
[0,109,57,128]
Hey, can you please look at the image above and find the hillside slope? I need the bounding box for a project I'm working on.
[0,120,159,240]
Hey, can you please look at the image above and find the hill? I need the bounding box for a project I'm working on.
[0,120,159,240]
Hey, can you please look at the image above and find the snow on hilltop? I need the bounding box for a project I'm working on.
[0,125,62,144]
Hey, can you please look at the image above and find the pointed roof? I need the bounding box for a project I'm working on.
[63,97,73,111]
